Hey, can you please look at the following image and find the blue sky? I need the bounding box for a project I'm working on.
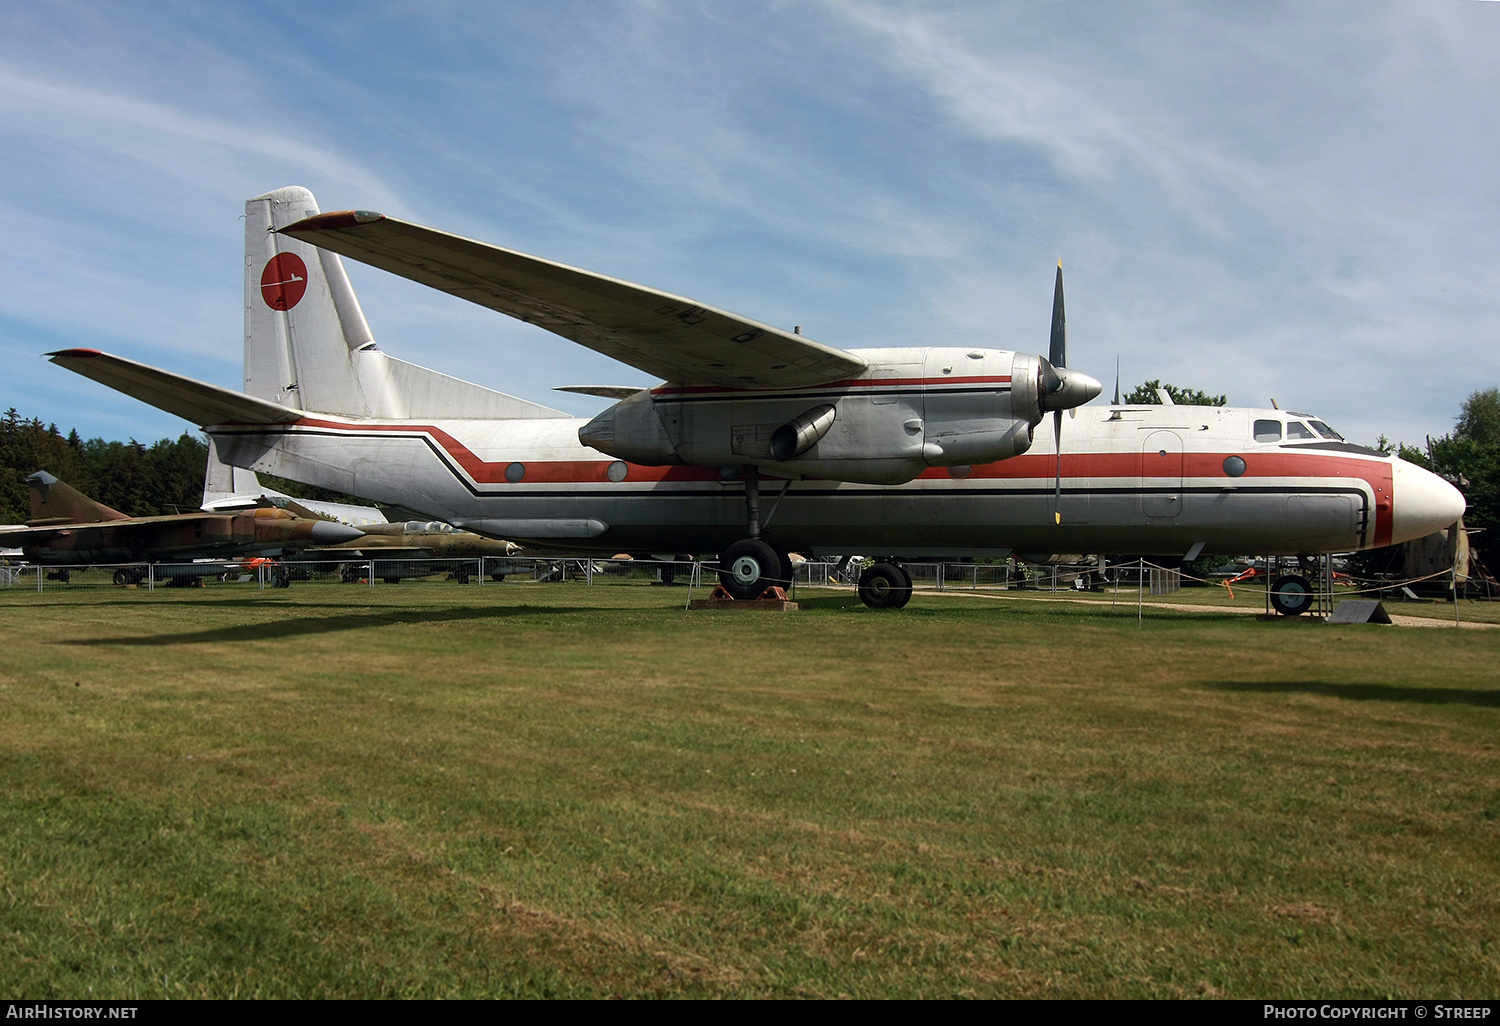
[2,1,1496,449]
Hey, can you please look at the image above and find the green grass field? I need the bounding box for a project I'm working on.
[2,580,1497,998]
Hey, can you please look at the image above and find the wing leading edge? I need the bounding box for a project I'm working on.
[278,211,869,390]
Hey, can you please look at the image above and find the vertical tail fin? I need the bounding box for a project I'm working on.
[244,187,404,417]
[26,471,130,525]
[244,187,564,421]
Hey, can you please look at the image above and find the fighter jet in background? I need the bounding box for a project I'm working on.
[0,470,363,584]
[199,438,519,581]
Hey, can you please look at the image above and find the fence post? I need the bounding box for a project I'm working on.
[148,563,154,591]
[479,556,485,586]
[36,566,42,593]
[1454,555,1462,627]
[1138,558,1144,626]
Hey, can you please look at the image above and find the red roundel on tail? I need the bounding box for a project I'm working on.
[260,253,309,311]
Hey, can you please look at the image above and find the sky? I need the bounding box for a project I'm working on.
[2,0,1497,450]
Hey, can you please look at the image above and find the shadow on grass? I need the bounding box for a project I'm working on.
[54,606,587,646]
[1211,680,1500,708]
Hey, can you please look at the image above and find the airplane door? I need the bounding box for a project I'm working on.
[1141,431,1183,518]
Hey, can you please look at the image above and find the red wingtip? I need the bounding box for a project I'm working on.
[281,209,385,234]
[47,348,102,358]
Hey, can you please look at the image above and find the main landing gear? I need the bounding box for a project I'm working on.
[715,468,795,600]
[714,467,910,609]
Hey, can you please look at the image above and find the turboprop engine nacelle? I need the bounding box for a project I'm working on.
[579,347,1061,485]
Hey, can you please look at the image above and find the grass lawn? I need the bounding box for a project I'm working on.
[1,580,1497,998]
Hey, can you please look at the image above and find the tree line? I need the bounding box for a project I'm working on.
[1,408,370,524]
[0,409,208,523]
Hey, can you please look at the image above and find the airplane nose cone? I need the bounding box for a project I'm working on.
[1389,458,1466,545]
[309,521,365,545]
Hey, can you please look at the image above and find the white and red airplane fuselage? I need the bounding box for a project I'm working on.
[210,379,1457,560]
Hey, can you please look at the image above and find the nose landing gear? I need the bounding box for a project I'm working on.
[1268,573,1314,616]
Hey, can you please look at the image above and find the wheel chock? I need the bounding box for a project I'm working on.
[689,583,798,610]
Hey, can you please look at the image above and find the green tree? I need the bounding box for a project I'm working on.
[1428,388,1500,571]
[1122,379,1227,406]
[0,411,208,522]
[1454,387,1500,447]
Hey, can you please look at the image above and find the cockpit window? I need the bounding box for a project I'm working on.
[1286,421,1316,440]
[1253,419,1282,442]
[1309,420,1343,440]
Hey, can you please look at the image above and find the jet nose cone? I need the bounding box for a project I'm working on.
[309,521,365,545]
[1390,458,1466,545]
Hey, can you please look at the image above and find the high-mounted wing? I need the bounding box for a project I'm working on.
[278,211,869,390]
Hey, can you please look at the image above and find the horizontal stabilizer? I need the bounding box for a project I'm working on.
[48,350,301,427]
[554,385,649,400]
[280,211,869,389]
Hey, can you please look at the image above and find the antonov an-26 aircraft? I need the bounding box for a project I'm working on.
[51,187,1465,611]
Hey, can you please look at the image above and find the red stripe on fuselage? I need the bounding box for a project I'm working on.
[281,416,1394,545]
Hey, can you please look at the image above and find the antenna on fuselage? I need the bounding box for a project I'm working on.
[1112,357,1120,406]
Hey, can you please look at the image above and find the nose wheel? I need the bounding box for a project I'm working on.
[1269,574,1313,616]
[858,561,913,609]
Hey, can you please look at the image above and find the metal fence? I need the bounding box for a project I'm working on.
[0,557,1128,595]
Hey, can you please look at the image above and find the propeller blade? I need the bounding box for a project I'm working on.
[1049,262,1067,368]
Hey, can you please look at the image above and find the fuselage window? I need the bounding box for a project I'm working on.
[1309,420,1344,440]
[1253,419,1282,442]
[1286,421,1316,440]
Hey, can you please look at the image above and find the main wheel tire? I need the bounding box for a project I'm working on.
[892,563,914,608]
[453,568,471,584]
[114,569,136,586]
[718,538,780,600]
[859,562,912,609]
[490,572,506,582]
[1269,574,1314,616]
